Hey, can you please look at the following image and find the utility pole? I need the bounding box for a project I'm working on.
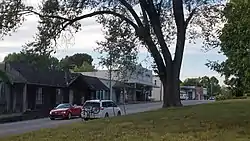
[109,65,112,100]
[109,53,113,101]
[210,81,213,97]
[160,82,162,102]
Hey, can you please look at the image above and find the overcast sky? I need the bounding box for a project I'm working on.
[0,0,226,84]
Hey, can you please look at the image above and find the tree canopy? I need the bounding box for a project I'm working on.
[59,53,95,72]
[3,52,60,70]
[3,51,95,72]
[0,0,26,38]
[206,0,250,96]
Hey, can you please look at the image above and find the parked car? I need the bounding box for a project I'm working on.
[209,96,215,100]
[49,103,82,120]
[81,100,122,120]
[180,93,189,100]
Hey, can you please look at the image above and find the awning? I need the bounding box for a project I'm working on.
[127,81,160,88]
[113,82,133,89]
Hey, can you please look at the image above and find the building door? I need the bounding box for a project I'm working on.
[188,91,192,100]
[115,89,121,103]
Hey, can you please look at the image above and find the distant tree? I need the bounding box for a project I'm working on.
[183,76,221,96]
[60,53,95,71]
[220,85,233,98]
[209,76,221,96]
[95,19,138,80]
[3,52,60,70]
[182,78,202,86]
[4,52,26,62]
[73,61,95,72]
[200,76,210,87]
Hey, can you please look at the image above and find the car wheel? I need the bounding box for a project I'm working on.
[68,113,72,120]
[117,111,121,116]
[50,117,55,120]
[104,113,109,118]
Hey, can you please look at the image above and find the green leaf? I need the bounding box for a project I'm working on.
[0,70,10,83]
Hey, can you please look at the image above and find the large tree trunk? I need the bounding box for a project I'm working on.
[162,65,182,108]
[161,19,186,108]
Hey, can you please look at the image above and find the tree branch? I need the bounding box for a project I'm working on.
[139,0,150,29]
[184,8,196,28]
[172,0,186,78]
[119,0,144,27]
[27,9,71,22]
[28,9,139,33]
[64,10,139,31]
[144,33,167,78]
[141,0,172,65]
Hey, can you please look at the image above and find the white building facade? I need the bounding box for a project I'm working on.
[151,75,208,101]
[80,65,156,104]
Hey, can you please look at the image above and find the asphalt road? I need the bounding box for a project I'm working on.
[0,100,213,138]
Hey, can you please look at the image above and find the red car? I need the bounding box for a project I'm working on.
[49,103,82,120]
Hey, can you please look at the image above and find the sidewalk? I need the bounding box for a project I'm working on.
[117,101,161,105]
[0,113,22,119]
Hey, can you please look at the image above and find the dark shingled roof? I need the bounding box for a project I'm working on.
[8,62,109,91]
[9,62,78,87]
[80,75,109,91]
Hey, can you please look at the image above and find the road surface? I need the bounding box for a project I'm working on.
[0,100,213,137]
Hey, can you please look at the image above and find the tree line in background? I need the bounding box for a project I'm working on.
[181,76,221,97]
[3,51,95,72]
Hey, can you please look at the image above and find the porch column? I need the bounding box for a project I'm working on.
[123,88,127,103]
[12,92,16,112]
[22,84,27,112]
[69,89,74,104]
[62,89,69,103]
[102,90,105,100]
[95,91,98,99]
[5,84,11,112]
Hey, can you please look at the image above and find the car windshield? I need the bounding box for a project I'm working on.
[55,104,71,109]
[83,102,100,108]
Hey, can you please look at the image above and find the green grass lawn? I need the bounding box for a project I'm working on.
[3,100,250,141]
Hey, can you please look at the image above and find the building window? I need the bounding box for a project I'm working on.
[154,80,157,85]
[36,88,43,105]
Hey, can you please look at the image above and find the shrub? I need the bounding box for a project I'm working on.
[244,93,250,97]
[215,94,227,101]
[215,94,247,101]
[232,96,248,99]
